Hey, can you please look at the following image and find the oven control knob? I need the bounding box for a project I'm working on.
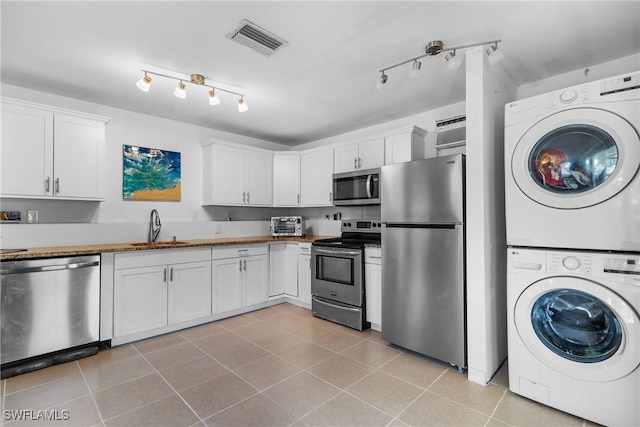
[378,222,382,227]
[562,256,581,271]
[372,223,377,228]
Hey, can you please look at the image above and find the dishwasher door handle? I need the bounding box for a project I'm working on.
[1,261,99,275]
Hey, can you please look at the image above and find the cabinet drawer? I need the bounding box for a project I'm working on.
[211,244,268,260]
[364,247,382,265]
[115,248,211,269]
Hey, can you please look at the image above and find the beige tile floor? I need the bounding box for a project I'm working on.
[1,303,597,427]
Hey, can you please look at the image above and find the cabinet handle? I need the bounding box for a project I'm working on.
[297,194,300,204]
[55,178,60,194]
[242,192,246,203]
[354,157,357,169]
[170,267,174,281]
[239,260,242,271]
[247,192,250,204]
[329,192,333,202]
[45,177,50,193]
[163,267,167,282]
[243,259,247,270]
[358,157,362,169]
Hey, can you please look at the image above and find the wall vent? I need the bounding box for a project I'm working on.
[435,115,466,149]
[226,19,288,57]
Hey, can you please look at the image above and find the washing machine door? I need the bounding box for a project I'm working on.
[511,107,640,209]
[515,276,640,382]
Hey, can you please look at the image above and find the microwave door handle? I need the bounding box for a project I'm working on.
[366,175,373,198]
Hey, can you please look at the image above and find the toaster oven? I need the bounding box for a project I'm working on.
[270,216,304,237]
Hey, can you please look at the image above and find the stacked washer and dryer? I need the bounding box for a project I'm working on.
[504,72,640,427]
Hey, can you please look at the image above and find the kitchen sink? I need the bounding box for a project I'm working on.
[130,241,190,247]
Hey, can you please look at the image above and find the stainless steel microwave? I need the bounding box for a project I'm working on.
[332,168,380,206]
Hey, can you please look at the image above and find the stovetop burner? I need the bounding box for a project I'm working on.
[312,219,381,249]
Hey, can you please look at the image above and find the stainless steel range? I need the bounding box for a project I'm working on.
[311,219,381,330]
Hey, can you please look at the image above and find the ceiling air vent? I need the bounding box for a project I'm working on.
[226,19,288,57]
[435,115,466,150]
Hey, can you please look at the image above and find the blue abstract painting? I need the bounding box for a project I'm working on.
[123,145,181,201]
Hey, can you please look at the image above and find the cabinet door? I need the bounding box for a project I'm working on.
[269,244,286,296]
[168,261,212,324]
[301,148,333,206]
[0,102,53,196]
[297,255,311,305]
[243,255,268,306]
[333,143,359,174]
[113,266,168,337]
[359,137,385,170]
[365,262,382,328]
[273,154,301,206]
[53,113,105,198]
[211,145,245,205]
[245,150,273,205]
[212,258,243,313]
[284,244,299,297]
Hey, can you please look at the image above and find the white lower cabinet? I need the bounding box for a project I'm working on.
[269,243,298,297]
[297,243,312,306]
[113,248,211,341]
[364,246,382,331]
[212,245,268,313]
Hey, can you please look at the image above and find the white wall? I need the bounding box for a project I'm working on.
[465,47,517,385]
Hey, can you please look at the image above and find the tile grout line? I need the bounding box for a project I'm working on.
[76,359,107,427]
[483,386,510,427]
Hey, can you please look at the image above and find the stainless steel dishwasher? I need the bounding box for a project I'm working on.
[1,255,101,378]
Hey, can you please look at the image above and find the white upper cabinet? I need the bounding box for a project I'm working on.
[273,153,301,206]
[1,98,108,200]
[301,147,334,206]
[334,136,385,173]
[384,126,428,165]
[202,141,273,206]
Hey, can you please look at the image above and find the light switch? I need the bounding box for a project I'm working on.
[27,209,39,223]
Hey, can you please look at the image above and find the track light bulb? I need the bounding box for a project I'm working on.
[444,50,462,70]
[485,44,504,65]
[174,81,187,99]
[410,61,422,79]
[136,73,152,92]
[208,89,221,106]
[376,72,388,89]
[238,96,248,112]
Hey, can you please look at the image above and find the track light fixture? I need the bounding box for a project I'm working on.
[410,60,422,79]
[376,72,388,90]
[377,39,502,86]
[136,70,247,111]
[485,42,504,65]
[237,96,248,112]
[136,72,152,92]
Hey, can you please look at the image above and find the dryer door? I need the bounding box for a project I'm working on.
[511,107,640,209]
[514,276,640,382]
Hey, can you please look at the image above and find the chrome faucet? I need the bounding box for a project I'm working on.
[148,209,161,242]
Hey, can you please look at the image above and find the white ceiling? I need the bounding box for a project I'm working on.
[1,1,639,145]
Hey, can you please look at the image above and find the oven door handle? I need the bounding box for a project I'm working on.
[312,247,361,257]
[312,296,361,312]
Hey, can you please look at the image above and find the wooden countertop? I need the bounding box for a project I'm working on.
[0,235,338,260]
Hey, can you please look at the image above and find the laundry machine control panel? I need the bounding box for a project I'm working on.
[604,256,640,276]
[548,252,593,274]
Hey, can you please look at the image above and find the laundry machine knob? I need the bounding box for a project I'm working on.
[562,256,581,270]
[560,89,578,103]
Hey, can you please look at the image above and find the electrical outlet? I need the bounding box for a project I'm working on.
[215,224,222,234]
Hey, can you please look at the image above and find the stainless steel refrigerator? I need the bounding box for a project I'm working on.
[381,154,466,371]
